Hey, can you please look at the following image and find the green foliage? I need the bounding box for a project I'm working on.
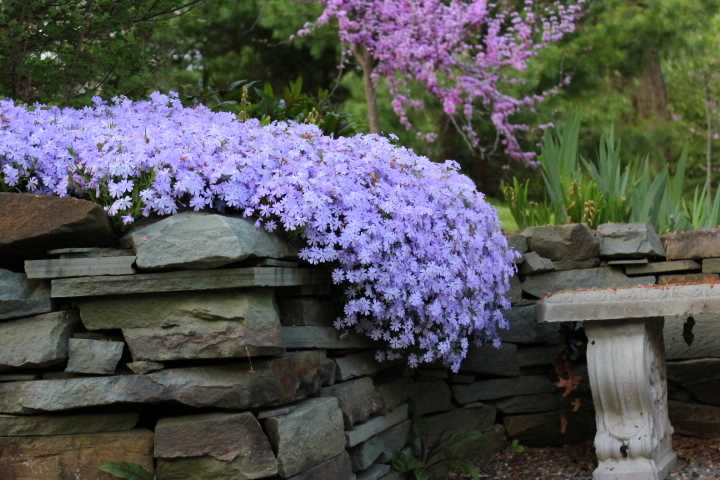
[507,117,720,233]
[392,429,489,480]
[98,463,154,480]
[510,439,526,454]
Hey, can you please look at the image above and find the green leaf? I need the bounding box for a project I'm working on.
[98,462,154,480]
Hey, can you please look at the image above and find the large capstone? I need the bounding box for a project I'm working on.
[0,193,116,258]
[264,397,346,478]
[0,269,51,320]
[524,224,599,268]
[0,311,78,370]
[521,267,655,299]
[126,212,296,270]
[78,289,283,361]
[155,412,278,480]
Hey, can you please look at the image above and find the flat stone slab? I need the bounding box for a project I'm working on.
[264,397,346,478]
[25,256,135,279]
[452,375,556,404]
[0,311,79,370]
[65,338,124,375]
[0,351,334,414]
[345,404,409,448]
[500,304,561,344]
[282,326,372,349]
[0,193,116,257]
[155,412,277,480]
[0,269,52,320]
[51,266,327,298]
[459,344,520,377]
[350,420,411,471]
[79,290,283,361]
[0,429,154,479]
[539,283,720,323]
[522,267,655,299]
[335,352,389,381]
[126,212,296,270]
[415,404,497,446]
[625,260,701,276]
[407,380,453,416]
[0,412,138,436]
[670,401,720,438]
[278,297,337,326]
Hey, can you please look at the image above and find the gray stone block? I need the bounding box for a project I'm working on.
[282,326,371,349]
[24,256,135,279]
[495,393,565,414]
[346,404,409,448]
[0,412,138,436]
[0,311,79,370]
[407,381,453,416]
[670,400,720,438]
[0,269,51,320]
[522,267,655,299]
[501,304,561,345]
[357,464,391,480]
[156,412,278,480]
[264,397,346,478]
[597,223,664,259]
[524,224,599,263]
[460,344,519,377]
[322,377,385,428]
[335,352,390,381]
[350,420,411,471]
[278,297,337,326]
[519,252,554,275]
[376,378,410,412]
[415,404,497,446]
[65,338,124,375]
[288,452,355,480]
[625,260,700,276]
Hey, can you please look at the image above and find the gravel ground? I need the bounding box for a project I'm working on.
[466,436,720,479]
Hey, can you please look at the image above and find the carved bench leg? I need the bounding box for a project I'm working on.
[585,318,676,480]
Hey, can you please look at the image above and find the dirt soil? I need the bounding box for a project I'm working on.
[467,436,720,479]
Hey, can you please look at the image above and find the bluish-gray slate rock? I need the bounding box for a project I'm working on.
[24,256,135,279]
[597,223,664,259]
[264,397,346,478]
[519,252,555,275]
[350,420,411,471]
[65,338,124,375]
[322,377,385,429]
[335,351,392,381]
[51,266,327,298]
[79,290,284,361]
[524,224,599,265]
[665,314,720,360]
[0,374,38,382]
[0,193,116,257]
[277,296,337,326]
[0,351,334,414]
[282,326,372,349]
[415,404,497,446]
[0,412,138,436]
[0,269,51,320]
[357,464,391,480]
[0,311,78,370]
[155,412,278,480]
[288,452,356,480]
[346,404,409,448]
[459,344,519,377]
[494,393,565,414]
[127,361,164,374]
[48,247,133,258]
[127,212,296,271]
[662,228,720,260]
[521,267,655,299]
[507,233,529,255]
[501,304,562,345]
[407,381,453,416]
[452,375,556,404]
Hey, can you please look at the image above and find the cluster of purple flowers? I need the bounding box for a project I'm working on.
[0,93,516,371]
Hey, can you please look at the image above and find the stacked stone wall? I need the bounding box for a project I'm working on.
[3,192,720,480]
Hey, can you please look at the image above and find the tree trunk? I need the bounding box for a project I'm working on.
[354,46,380,134]
[632,48,670,121]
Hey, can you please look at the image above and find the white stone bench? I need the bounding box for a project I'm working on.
[538,283,720,480]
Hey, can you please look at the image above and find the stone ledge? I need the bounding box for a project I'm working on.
[51,266,329,298]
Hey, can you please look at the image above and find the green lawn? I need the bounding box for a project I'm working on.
[488,199,519,233]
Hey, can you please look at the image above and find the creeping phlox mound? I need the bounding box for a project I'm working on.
[0,92,516,371]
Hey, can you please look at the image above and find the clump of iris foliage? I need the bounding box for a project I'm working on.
[503,116,720,233]
[0,92,516,371]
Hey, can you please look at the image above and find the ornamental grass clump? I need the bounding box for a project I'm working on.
[0,92,516,371]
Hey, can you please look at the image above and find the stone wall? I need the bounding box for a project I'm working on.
[3,192,720,480]
[511,222,720,440]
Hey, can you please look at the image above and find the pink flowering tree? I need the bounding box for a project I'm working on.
[306,0,583,164]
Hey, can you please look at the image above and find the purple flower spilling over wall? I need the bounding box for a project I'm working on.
[0,93,516,371]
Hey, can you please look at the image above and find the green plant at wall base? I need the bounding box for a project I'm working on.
[99,462,154,480]
[392,430,489,479]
